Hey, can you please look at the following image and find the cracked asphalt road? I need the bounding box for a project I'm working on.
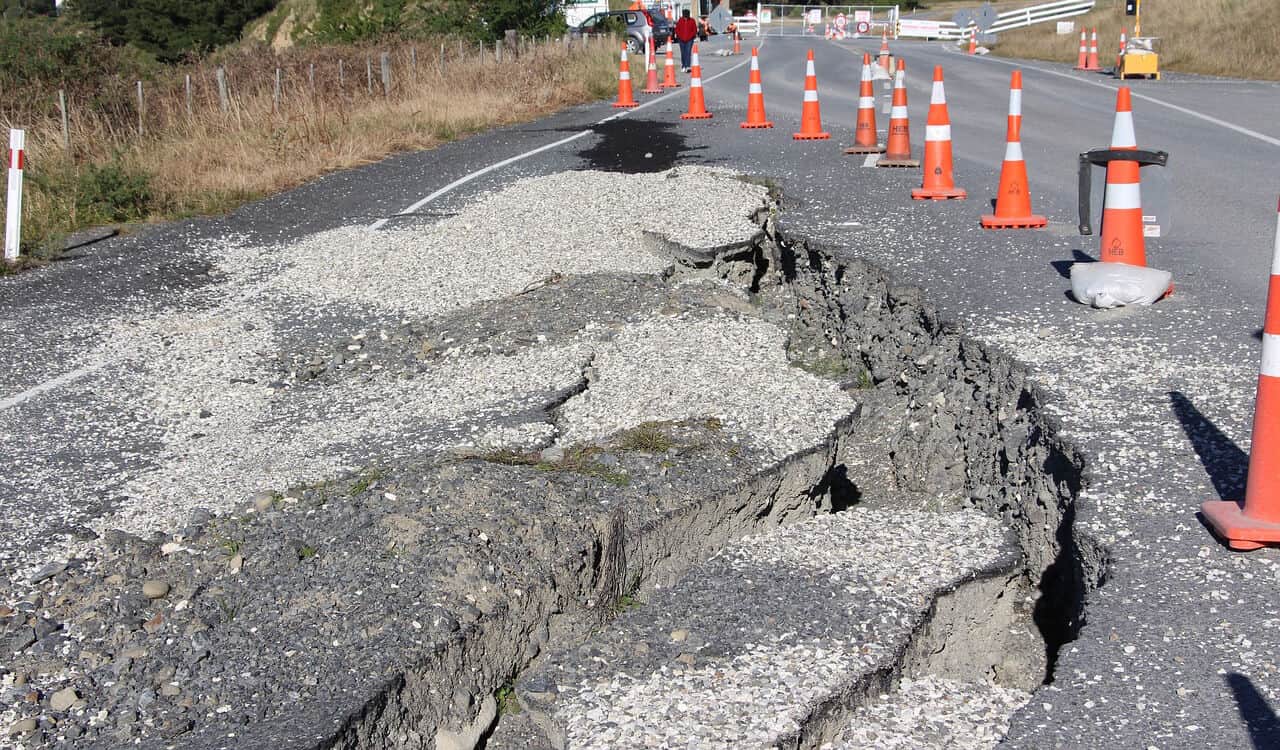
[3,31,1279,749]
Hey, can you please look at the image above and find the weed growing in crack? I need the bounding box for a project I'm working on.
[219,538,243,558]
[216,596,241,623]
[474,448,541,466]
[297,544,318,561]
[536,444,630,486]
[790,354,849,379]
[348,466,385,497]
[495,682,522,716]
[616,423,676,454]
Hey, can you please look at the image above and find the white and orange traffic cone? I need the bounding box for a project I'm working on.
[612,44,638,108]
[640,37,662,94]
[1115,27,1127,74]
[877,29,891,74]
[661,43,680,88]
[1085,27,1102,70]
[844,53,883,154]
[1073,30,1089,70]
[912,65,966,200]
[982,70,1046,228]
[968,30,977,55]
[681,44,712,120]
[740,48,773,129]
[733,31,742,55]
[1099,87,1146,265]
[877,58,918,167]
[1202,199,1280,550]
[793,49,830,140]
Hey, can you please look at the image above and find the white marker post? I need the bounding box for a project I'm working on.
[4,128,24,262]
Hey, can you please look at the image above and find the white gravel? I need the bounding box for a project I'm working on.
[551,508,1009,749]
[218,167,768,320]
[825,675,1031,750]
[557,313,858,462]
[0,167,788,578]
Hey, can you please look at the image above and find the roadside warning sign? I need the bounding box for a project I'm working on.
[856,20,870,34]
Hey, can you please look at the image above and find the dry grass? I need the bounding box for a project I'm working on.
[990,0,1280,80]
[2,35,619,264]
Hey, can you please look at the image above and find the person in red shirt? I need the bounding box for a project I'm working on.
[674,9,698,71]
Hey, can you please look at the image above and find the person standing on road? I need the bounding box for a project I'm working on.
[675,9,698,72]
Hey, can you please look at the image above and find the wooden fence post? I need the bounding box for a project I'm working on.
[136,80,144,135]
[438,42,445,76]
[410,47,417,82]
[380,52,391,97]
[273,67,282,112]
[185,74,192,115]
[339,59,345,87]
[366,56,373,94]
[57,90,69,149]
[216,67,229,113]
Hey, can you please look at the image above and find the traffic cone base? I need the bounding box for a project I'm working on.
[912,186,968,200]
[742,121,773,129]
[794,131,831,140]
[876,157,919,167]
[682,111,713,120]
[844,144,885,154]
[1201,501,1280,551]
[981,213,1047,228]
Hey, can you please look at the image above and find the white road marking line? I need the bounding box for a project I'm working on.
[862,154,879,167]
[0,366,96,413]
[970,54,1280,149]
[369,40,762,230]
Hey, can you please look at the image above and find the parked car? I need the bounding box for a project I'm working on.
[575,9,672,54]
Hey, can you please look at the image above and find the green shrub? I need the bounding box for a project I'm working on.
[75,161,153,223]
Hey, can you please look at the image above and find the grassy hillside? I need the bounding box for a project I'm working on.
[990,0,1279,80]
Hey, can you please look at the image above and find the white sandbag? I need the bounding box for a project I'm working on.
[1070,262,1172,309]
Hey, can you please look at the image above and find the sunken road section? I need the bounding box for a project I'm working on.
[0,168,1104,748]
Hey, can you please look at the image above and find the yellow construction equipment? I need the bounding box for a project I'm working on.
[1118,36,1160,80]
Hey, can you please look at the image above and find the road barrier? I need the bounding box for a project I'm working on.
[4,129,23,263]
[899,0,1095,41]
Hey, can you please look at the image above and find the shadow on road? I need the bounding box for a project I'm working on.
[1050,249,1097,280]
[1226,672,1280,749]
[1169,390,1248,499]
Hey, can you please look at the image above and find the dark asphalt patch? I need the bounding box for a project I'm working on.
[578,119,700,173]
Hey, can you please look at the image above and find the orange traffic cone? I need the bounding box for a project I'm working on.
[612,44,638,108]
[968,30,977,55]
[1072,30,1088,70]
[733,31,741,55]
[661,44,680,88]
[877,59,918,167]
[1098,87,1146,265]
[1202,200,1280,550]
[740,48,773,129]
[1085,28,1102,70]
[640,37,662,94]
[878,29,891,72]
[793,49,830,140]
[1115,27,1127,74]
[681,44,713,120]
[844,53,883,154]
[911,66,966,200]
[982,71,1046,228]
